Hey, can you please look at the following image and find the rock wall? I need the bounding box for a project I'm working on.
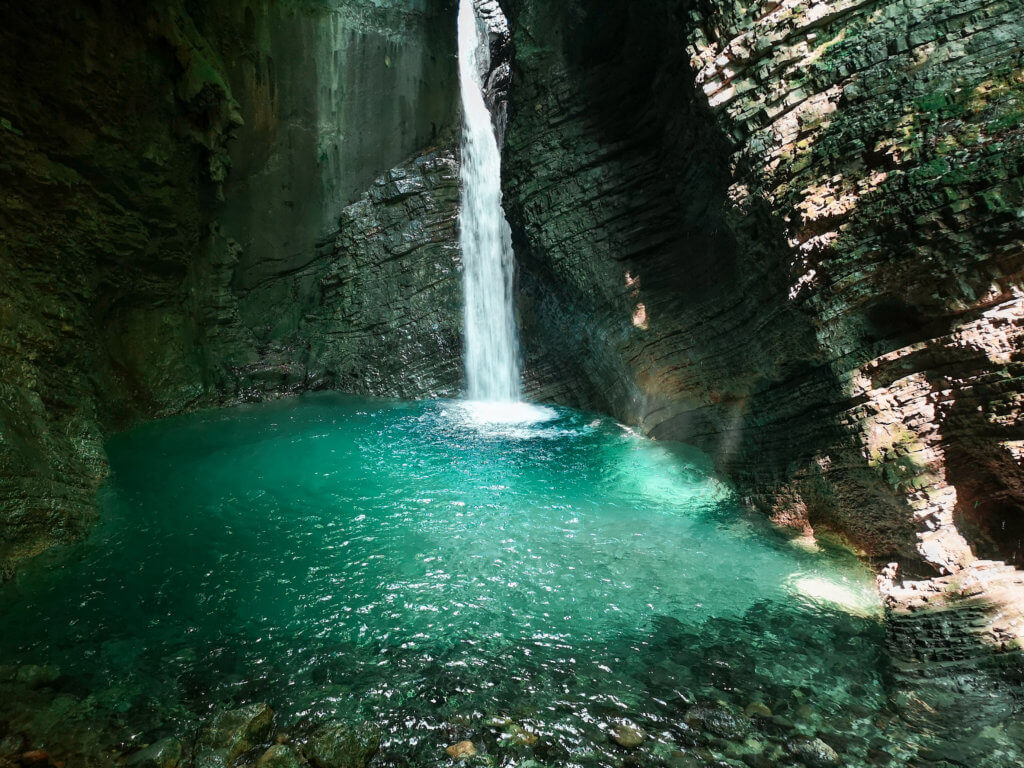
[202,146,464,402]
[0,0,461,577]
[500,0,1024,750]
[503,0,1024,578]
[884,562,1024,765]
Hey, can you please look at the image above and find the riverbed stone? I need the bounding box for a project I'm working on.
[256,744,302,768]
[610,721,645,749]
[786,736,840,768]
[127,737,183,768]
[683,702,749,739]
[444,741,477,760]
[506,726,539,747]
[306,721,380,768]
[198,703,275,765]
[744,702,772,719]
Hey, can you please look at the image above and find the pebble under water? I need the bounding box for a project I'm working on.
[0,394,920,767]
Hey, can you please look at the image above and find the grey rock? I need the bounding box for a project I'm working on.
[199,703,275,766]
[127,737,183,768]
[786,737,841,768]
[256,744,303,768]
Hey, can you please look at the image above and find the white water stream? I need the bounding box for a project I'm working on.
[457,0,521,403]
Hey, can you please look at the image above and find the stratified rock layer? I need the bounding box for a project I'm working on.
[503,0,1024,575]
[0,0,460,577]
[204,147,464,401]
[503,0,1024,748]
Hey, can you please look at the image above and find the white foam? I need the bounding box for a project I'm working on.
[458,0,521,401]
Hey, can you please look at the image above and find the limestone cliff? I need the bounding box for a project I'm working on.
[0,0,461,577]
[503,0,1024,579]
[3,0,1024,604]
[501,2,1024,752]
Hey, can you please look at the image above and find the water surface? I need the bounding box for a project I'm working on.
[0,394,889,764]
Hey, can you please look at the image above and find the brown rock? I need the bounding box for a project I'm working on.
[445,742,476,760]
[611,722,646,749]
[508,727,539,747]
[744,702,773,719]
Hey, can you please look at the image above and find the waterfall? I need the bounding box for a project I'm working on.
[457,0,521,403]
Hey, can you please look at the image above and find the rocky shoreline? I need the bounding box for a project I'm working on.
[1,647,1021,768]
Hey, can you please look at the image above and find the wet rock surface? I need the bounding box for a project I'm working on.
[198,703,275,766]
[126,738,184,768]
[255,744,302,768]
[786,736,841,767]
[306,721,380,768]
[202,147,464,403]
[501,0,1024,758]
[0,0,460,578]
[503,0,1024,571]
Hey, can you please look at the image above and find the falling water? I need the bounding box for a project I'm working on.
[458,0,521,402]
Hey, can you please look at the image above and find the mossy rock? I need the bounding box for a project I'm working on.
[198,703,275,766]
[305,721,380,768]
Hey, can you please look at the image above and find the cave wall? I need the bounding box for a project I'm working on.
[503,0,1024,575]
[0,0,462,577]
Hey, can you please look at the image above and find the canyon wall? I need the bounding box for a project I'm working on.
[3,0,1024,600]
[500,2,1024,748]
[504,0,1024,578]
[0,0,462,577]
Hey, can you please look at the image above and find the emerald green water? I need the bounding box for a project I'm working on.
[0,394,893,763]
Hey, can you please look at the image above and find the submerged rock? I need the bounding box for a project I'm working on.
[664,753,703,768]
[786,736,840,768]
[684,702,748,739]
[0,735,26,760]
[198,703,275,765]
[127,737,183,768]
[744,702,772,719]
[194,751,224,768]
[256,744,302,768]
[610,721,646,749]
[506,726,539,747]
[794,705,816,722]
[14,665,61,688]
[444,741,477,760]
[306,721,380,768]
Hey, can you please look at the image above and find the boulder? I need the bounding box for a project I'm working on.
[198,703,275,766]
[256,744,302,768]
[786,737,841,768]
[306,721,380,768]
[127,738,183,768]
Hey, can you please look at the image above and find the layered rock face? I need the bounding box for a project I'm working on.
[0,0,461,576]
[2,0,1022,608]
[502,0,1024,750]
[504,0,1024,577]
